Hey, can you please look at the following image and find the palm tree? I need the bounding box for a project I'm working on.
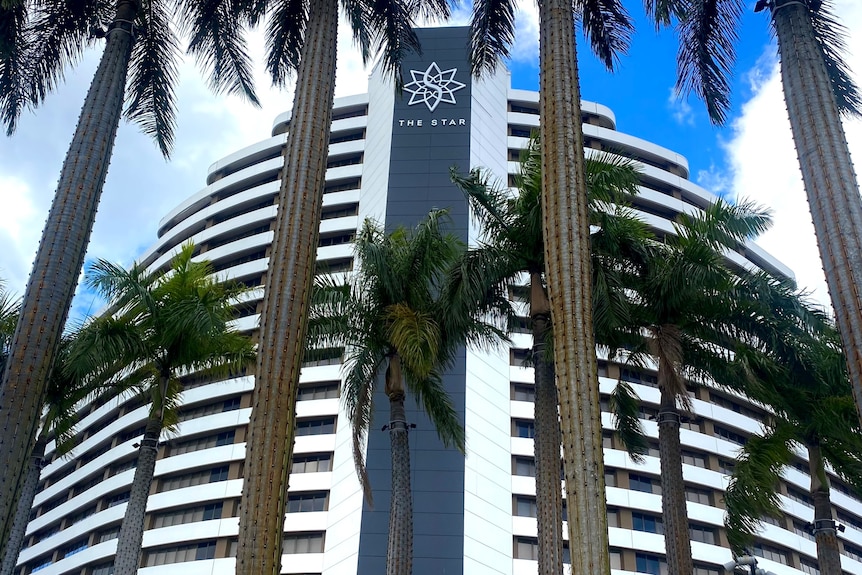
[451,136,646,574]
[722,279,862,575]
[69,244,255,575]
[469,2,633,569]
[0,1,258,554]
[669,0,862,433]
[613,200,771,575]
[311,210,502,575]
[232,3,452,573]
[0,332,106,575]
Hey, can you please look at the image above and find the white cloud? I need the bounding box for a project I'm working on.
[668,88,695,126]
[723,0,862,311]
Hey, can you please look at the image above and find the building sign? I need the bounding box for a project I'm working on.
[403,62,466,111]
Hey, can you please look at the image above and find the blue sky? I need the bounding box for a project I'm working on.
[0,0,860,320]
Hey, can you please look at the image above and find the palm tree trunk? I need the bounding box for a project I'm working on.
[385,356,413,575]
[771,0,862,425]
[235,1,339,573]
[114,411,162,575]
[0,433,46,575]
[537,1,608,573]
[0,0,138,558]
[806,441,842,575]
[530,276,564,575]
[656,381,692,575]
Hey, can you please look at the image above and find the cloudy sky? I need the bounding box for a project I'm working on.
[0,1,859,319]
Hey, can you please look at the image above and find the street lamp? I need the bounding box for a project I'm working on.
[723,555,779,575]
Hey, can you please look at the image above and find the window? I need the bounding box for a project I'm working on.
[510,348,530,366]
[171,430,236,455]
[636,552,668,575]
[514,496,537,517]
[329,129,365,144]
[629,474,661,495]
[118,425,147,444]
[513,420,535,439]
[693,565,721,575]
[324,178,361,194]
[30,556,52,573]
[759,514,783,528]
[161,466,230,491]
[177,397,242,422]
[61,538,88,558]
[144,541,217,566]
[791,520,814,541]
[302,348,343,367]
[292,453,332,473]
[602,432,614,449]
[843,543,862,562]
[326,153,363,169]
[68,505,97,525]
[105,491,130,508]
[287,492,329,513]
[787,487,813,506]
[298,382,340,400]
[718,459,736,475]
[607,508,620,527]
[152,502,224,528]
[283,532,326,554]
[801,557,820,575]
[296,417,336,436]
[685,486,711,505]
[605,469,617,487]
[97,525,121,543]
[514,537,538,560]
[321,203,359,221]
[513,457,536,477]
[511,384,535,402]
[91,563,114,575]
[752,543,789,564]
[632,512,664,534]
[108,458,137,477]
[689,524,716,544]
[713,425,747,446]
[318,232,355,248]
[682,451,707,468]
[610,549,622,570]
[620,368,658,388]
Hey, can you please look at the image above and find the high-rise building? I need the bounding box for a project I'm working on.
[13,27,862,575]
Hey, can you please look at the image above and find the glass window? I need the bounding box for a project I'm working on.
[97,525,121,543]
[298,382,340,400]
[296,417,337,436]
[632,512,664,534]
[282,532,326,554]
[685,487,711,505]
[636,553,668,575]
[607,508,620,528]
[105,491,131,508]
[605,469,617,487]
[91,563,114,575]
[512,384,535,402]
[195,541,216,560]
[752,543,789,565]
[689,524,716,544]
[514,420,535,439]
[61,539,88,558]
[681,451,706,468]
[292,453,333,473]
[801,557,820,575]
[629,474,660,495]
[513,457,536,477]
[287,492,329,513]
[514,496,537,518]
[514,537,538,560]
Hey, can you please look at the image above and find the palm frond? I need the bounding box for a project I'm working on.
[178,0,260,106]
[125,0,181,156]
[265,0,306,87]
[469,0,515,76]
[365,0,420,89]
[405,368,465,453]
[807,0,861,116]
[724,421,795,554]
[575,0,634,70]
[0,1,27,134]
[675,0,745,124]
[609,380,648,462]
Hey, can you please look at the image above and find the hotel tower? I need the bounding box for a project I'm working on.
[13,27,862,575]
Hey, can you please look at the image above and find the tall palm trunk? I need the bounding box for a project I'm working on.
[0,434,46,575]
[0,0,139,557]
[806,441,842,575]
[235,1,339,573]
[537,1,608,573]
[771,0,862,425]
[114,409,163,575]
[385,356,413,575]
[530,276,564,575]
[656,380,692,574]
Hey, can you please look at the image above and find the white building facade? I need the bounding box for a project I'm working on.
[14,26,862,575]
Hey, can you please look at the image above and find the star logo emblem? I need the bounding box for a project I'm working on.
[403,62,466,112]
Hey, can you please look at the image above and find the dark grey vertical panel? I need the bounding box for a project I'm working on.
[356,26,472,575]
